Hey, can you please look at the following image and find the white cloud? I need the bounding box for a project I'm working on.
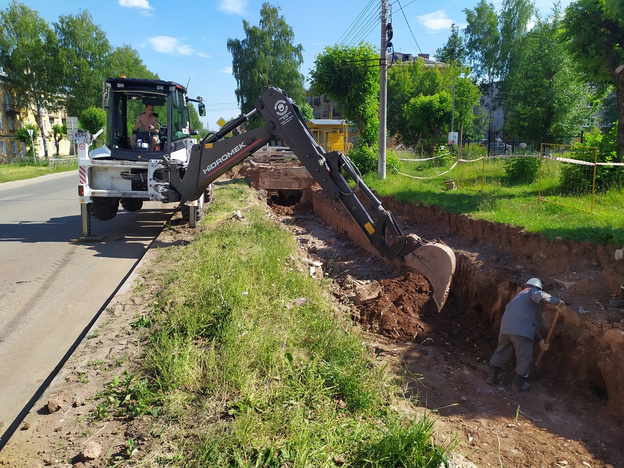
[119,0,154,11]
[218,0,247,15]
[416,10,454,31]
[148,36,194,56]
[222,66,233,74]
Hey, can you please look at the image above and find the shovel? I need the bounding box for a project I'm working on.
[535,305,564,367]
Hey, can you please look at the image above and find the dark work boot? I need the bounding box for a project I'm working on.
[512,374,530,392]
[609,298,624,308]
[610,284,624,308]
[486,364,500,385]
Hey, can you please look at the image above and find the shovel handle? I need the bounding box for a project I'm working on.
[535,306,562,367]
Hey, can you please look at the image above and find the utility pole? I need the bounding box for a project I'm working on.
[378,0,388,180]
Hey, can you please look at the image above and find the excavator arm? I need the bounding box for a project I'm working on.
[165,86,456,311]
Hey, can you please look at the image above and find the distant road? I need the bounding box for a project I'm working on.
[0,171,175,447]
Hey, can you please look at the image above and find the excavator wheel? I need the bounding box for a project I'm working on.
[89,197,119,221]
[120,198,143,212]
[402,235,456,312]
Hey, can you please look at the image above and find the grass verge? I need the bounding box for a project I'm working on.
[0,160,78,183]
[364,152,624,246]
[106,179,452,467]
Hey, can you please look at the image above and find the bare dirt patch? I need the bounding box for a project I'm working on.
[1,183,623,467]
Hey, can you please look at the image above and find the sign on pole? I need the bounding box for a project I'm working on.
[27,128,36,161]
[448,132,458,146]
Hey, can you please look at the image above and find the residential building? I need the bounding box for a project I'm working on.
[0,77,26,162]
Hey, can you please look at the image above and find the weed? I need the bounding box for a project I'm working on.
[92,371,161,421]
[131,314,152,329]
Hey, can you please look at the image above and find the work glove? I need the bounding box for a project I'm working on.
[556,300,566,310]
[539,339,549,351]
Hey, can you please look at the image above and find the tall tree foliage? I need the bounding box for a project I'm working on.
[310,43,380,147]
[387,60,480,146]
[463,0,500,84]
[106,45,157,81]
[435,24,467,66]
[503,11,588,146]
[227,3,306,128]
[0,1,62,158]
[497,0,534,80]
[55,10,111,117]
[562,0,624,161]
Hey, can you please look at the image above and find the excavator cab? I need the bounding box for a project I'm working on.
[101,77,197,162]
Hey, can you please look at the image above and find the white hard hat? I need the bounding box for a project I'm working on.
[525,278,543,290]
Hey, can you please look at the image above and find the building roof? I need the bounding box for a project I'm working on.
[308,119,352,126]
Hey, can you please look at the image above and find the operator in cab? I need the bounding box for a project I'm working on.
[130,104,159,149]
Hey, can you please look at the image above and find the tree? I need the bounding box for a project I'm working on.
[435,24,467,66]
[51,122,66,156]
[463,0,500,84]
[106,45,158,81]
[15,124,38,158]
[80,106,106,146]
[387,60,480,147]
[0,1,63,158]
[54,10,111,117]
[497,0,534,80]
[310,43,380,147]
[227,3,306,128]
[503,12,588,146]
[562,0,624,161]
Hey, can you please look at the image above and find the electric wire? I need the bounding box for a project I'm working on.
[337,0,376,45]
[339,1,381,47]
[339,0,379,46]
[394,0,423,54]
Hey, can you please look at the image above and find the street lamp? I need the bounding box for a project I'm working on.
[27,128,36,162]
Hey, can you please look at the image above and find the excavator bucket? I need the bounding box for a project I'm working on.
[402,234,456,312]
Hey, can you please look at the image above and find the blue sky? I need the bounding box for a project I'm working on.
[4,0,571,130]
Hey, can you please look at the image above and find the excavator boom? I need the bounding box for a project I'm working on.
[165,86,456,311]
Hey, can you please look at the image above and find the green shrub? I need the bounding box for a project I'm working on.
[348,143,377,174]
[504,156,539,184]
[562,126,623,193]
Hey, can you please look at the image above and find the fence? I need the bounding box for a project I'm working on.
[393,142,624,214]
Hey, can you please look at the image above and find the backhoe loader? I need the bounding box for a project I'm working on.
[76,78,455,310]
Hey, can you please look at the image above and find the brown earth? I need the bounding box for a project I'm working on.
[1,178,624,467]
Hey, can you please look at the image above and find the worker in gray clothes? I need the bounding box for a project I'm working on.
[487,278,566,392]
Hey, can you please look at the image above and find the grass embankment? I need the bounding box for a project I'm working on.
[364,150,624,246]
[105,179,450,466]
[0,159,77,183]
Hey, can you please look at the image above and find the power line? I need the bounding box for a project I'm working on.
[338,0,381,47]
[392,0,423,54]
[337,0,376,45]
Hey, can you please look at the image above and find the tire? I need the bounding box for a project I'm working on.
[120,198,143,212]
[89,197,119,221]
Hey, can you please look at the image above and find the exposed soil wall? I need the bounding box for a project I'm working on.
[312,189,624,425]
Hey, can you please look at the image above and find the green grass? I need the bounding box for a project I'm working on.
[373,149,624,246]
[122,179,451,467]
[0,159,78,183]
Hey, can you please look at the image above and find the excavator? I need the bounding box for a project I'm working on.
[76,78,455,311]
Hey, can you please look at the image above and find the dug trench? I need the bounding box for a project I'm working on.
[264,178,624,467]
[2,167,623,467]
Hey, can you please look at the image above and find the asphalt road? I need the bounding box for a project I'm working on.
[0,171,175,446]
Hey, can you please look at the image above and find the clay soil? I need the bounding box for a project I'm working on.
[2,184,624,467]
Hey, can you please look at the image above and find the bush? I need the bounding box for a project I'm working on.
[504,156,539,184]
[348,143,377,174]
[563,126,623,193]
